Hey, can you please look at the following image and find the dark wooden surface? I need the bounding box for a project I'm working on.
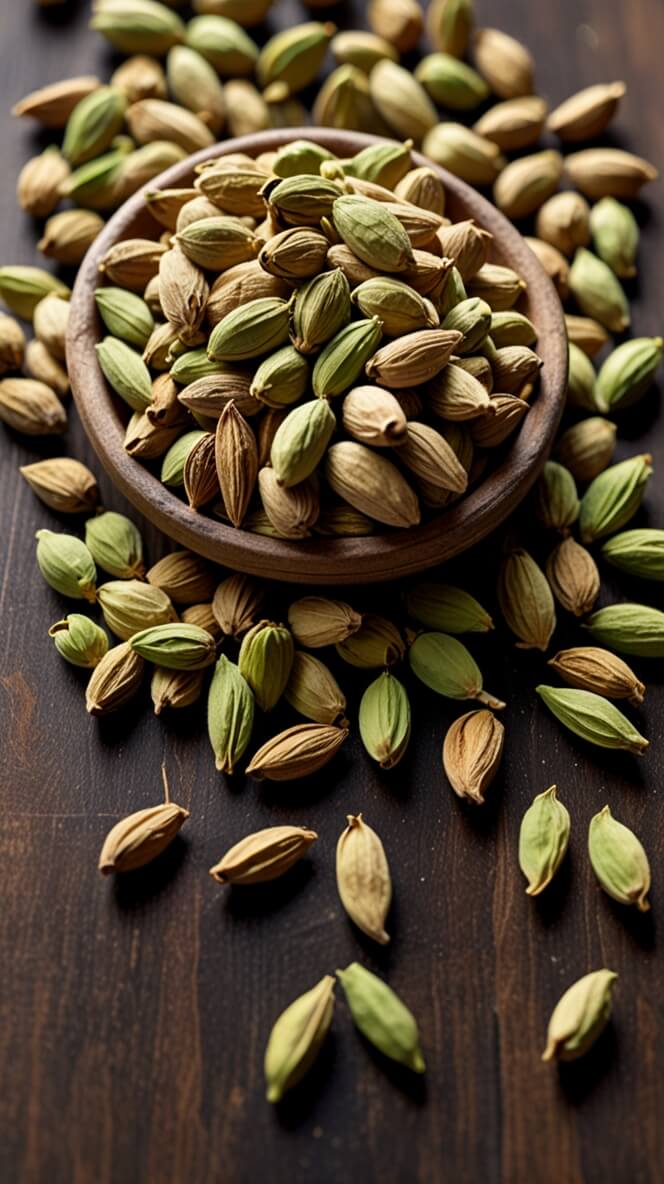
[1,2,663,1182]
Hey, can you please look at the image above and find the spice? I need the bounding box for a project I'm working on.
[336,814,392,944]
[588,805,651,911]
[210,825,318,885]
[548,647,645,706]
[518,785,570,896]
[337,962,425,1073]
[98,765,188,874]
[536,685,649,755]
[358,671,411,768]
[542,970,617,1062]
[264,975,335,1104]
[409,632,505,708]
[442,709,505,804]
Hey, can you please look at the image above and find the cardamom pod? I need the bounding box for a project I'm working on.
[264,975,335,1103]
[588,805,650,911]
[325,441,421,527]
[85,511,144,580]
[341,385,408,446]
[130,622,216,670]
[215,401,258,527]
[564,147,658,200]
[212,572,263,639]
[337,962,425,1073]
[336,814,392,943]
[97,578,177,640]
[590,196,638,279]
[422,122,506,186]
[548,647,645,706]
[49,613,109,668]
[207,653,255,773]
[290,268,351,354]
[536,685,648,755]
[246,722,349,781]
[210,825,318,885]
[285,651,347,726]
[583,603,664,658]
[474,96,547,152]
[547,81,625,141]
[535,461,580,533]
[405,583,493,634]
[579,454,653,543]
[498,549,556,651]
[569,247,629,333]
[409,632,505,707]
[35,529,97,601]
[472,27,534,99]
[336,614,405,668]
[98,766,188,873]
[0,265,70,320]
[146,549,216,605]
[601,528,664,582]
[535,191,590,257]
[238,620,294,712]
[288,596,361,648]
[85,640,145,715]
[545,537,600,618]
[270,399,336,487]
[542,969,617,1062]
[20,457,98,515]
[596,337,663,412]
[556,418,617,483]
[519,785,570,896]
[0,377,67,435]
[257,21,335,94]
[427,0,473,56]
[151,666,205,714]
[358,671,411,768]
[442,709,505,804]
[365,329,463,388]
[493,150,563,221]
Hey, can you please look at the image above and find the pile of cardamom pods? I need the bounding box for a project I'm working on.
[3,0,664,1098]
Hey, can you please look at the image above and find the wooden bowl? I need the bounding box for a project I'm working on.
[68,128,567,585]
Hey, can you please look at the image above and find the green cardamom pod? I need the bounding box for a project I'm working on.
[96,335,153,410]
[272,138,335,178]
[336,140,413,188]
[62,85,127,166]
[85,510,145,579]
[171,350,223,384]
[270,398,336,487]
[595,337,663,412]
[601,528,664,581]
[489,309,537,348]
[207,297,290,362]
[130,622,216,670]
[569,247,630,333]
[207,653,255,773]
[536,685,648,754]
[542,969,617,1062]
[556,417,617,484]
[264,975,335,1103]
[59,145,129,211]
[358,671,411,768]
[238,620,294,711]
[583,602,664,657]
[333,195,414,273]
[250,345,309,409]
[579,454,653,543]
[0,265,70,321]
[441,297,492,354]
[589,196,638,278]
[258,21,335,94]
[290,268,351,354]
[95,287,154,349]
[160,429,208,486]
[404,582,493,633]
[266,174,341,226]
[35,529,97,602]
[351,277,438,336]
[184,15,259,76]
[90,0,186,56]
[409,631,505,708]
[588,805,650,910]
[415,52,489,110]
[518,785,571,896]
[534,461,580,533]
[312,317,383,399]
[48,613,109,668]
[566,342,605,413]
[336,963,425,1073]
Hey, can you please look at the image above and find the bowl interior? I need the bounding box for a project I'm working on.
[68,128,567,585]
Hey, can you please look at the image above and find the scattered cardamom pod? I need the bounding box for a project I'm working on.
[97,578,176,640]
[548,647,645,706]
[336,614,405,669]
[545,537,600,617]
[337,962,425,1073]
[238,619,294,711]
[601,528,664,582]
[246,722,349,781]
[405,582,493,634]
[358,671,411,768]
[85,640,145,716]
[336,813,392,943]
[288,596,361,648]
[442,709,505,805]
[98,766,188,874]
[85,511,145,579]
[583,603,664,658]
[498,548,556,651]
[151,666,205,714]
[542,969,617,1062]
[588,805,650,911]
[285,650,347,726]
[579,454,653,543]
[264,975,335,1104]
[519,785,570,896]
[409,632,505,708]
[210,825,318,885]
[49,613,109,668]
[130,622,217,670]
[536,685,648,755]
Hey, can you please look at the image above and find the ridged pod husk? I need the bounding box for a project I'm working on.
[472,27,534,99]
[396,422,469,493]
[206,260,290,326]
[312,317,384,398]
[426,362,491,421]
[467,262,526,311]
[288,595,362,648]
[210,825,318,885]
[325,441,420,527]
[207,653,255,773]
[493,151,563,221]
[542,969,617,1062]
[332,194,414,272]
[246,722,349,781]
[427,0,473,57]
[238,619,294,712]
[0,377,67,435]
[342,385,408,446]
[405,583,493,634]
[536,685,649,754]
[583,603,664,658]
[569,247,630,333]
[442,708,505,803]
[564,148,658,200]
[96,579,177,640]
[336,962,425,1073]
[435,219,491,281]
[130,623,217,670]
[518,785,570,896]
[351,278,439,337]
[264,975,335,1104]
[556,418,617,483]
[546,538,600,617]
[49,614,109,669]
[422,122,506,186]
[394,166,446,216]
[181,602,221,639]
[85,510,145,580]
[20,458,98,514]
[588,805,651,911]
[146,549,216,605]
[259,227,330,281]
[99,799,189,873]
[498,548,556,651]
[85,641,145,716]
[212,572,263,639]
[285,651,347,726]
[534,461,580,534]
[183,431,219,510]
[409,632,505,707]
[159,245,209,343]
[473,96,547,152]
[601,528,664,582]
[336,614,405,669]
[215,401,258,527]
[547,647,645,707]
[177,371,256,420]
[368,60,438,143]
[578,455,653,544]
[358,671,411,769]
[536,191,591,257]
[271,399,337,487]
[99,238,166,291]
[12,75,101,127]
[336,813,392,943]
[258,467,320,538]
[151,666,205,714]
[365,329,463,387]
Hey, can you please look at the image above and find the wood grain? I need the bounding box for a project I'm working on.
[1,2,664,1182]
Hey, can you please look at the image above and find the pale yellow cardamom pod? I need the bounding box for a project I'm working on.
[98,767,188,874]
[246,722,349,781]
[542,969,617,1062]
[336,813,392,944]
[498,548,556,651]
[209,825,318,885]
[264,975,335,1103]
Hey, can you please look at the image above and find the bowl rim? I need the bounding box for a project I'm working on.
[68,127,568,585]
